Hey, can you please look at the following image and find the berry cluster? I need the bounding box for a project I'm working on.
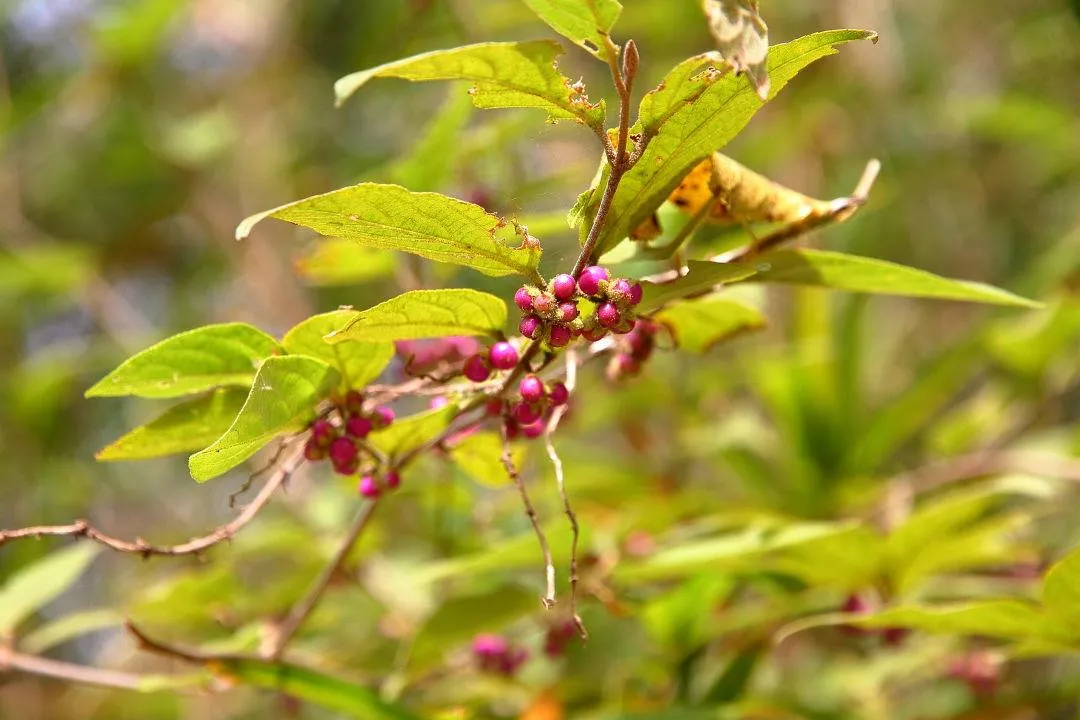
[515,266,643,348]
[497,374,570,440]
[542,619,579,658]
[607,319,659,380]
[462,340,520,382]
[303,391,401,498]
[471,633,528,677]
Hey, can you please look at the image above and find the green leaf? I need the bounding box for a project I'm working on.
[743,249,1042,308]
[20,608,123,654]
[295,239,397,287]
[334,41,604,128]
[369,404,459,459]
[0,544,101,633]
[1042,546,1080,629]
[95,388,247,461]
[589,29,875,256]
[655,296,765,353]
[329,289,507,344]
[237,184,540,279]
[702,0,770,100]
[449,431,524,487]
[636,52,730,138]
[854,601,1052,641]
[188,356,339,482]
[700,644,762,705]
[638,260,757,312]
[521,0,622,59]
[390,87,473,192]
[85,323,280,399]
[282,311,394,389]
[222,659,421,720]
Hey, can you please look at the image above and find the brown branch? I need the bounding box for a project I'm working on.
[501,421,556,608]
[0,642,204,692]
[0,442,306,557]
[263,499,381,660]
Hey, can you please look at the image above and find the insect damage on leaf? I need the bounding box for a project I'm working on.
[702,0,770,100]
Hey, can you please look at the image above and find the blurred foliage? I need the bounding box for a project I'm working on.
[2,1,1080,719]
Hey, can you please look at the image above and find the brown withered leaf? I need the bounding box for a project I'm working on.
[702,0,770,100]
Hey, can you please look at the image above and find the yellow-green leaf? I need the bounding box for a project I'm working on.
[282,310,394,389]
[655,296,765,352]
[329,289,507,343]
[521,0,622,59]
[0,544,101,634]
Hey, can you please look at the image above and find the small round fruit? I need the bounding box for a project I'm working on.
[373,406,395,427]
[532,292,555,315]
[514,286,534,311]
[519,374,545,403]
[557,301,579,323]
[578,265,609,296]
[520,420,545,439]
[550,273,577,301]
[385,470,401,489]
[511,401,542,425]
[345,415,373,439]
[329,437,358,467]
[358,474,381,498]
[303,438,326,461]
[582,326,608,342]
[519,314,543,339]
[548,324,572,348]
[627,282,643,306]
[310,419,335,447]
[610,278,633,301]
[549,382,570,406]
[463,353,492,382]
[596,302,620,328]
[489,341,519,370]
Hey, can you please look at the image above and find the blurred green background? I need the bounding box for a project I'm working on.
[3,1,1080,718]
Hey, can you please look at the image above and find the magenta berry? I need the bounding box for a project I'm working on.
[489,341,519,370]
[514,286,534,311]
[627,281,643,305]
[551,273,577,301]
[429,395,450,410]
[519,374,545,403]
[345,415,373,439]
[310,419,335,447]
[578,265,609,295]
[385,470,401,489]
[329,437,358,466]
[519,314,543,339]
[557,301,579,323]
[358,474,380,498]
[485,398,504,416]
[373,406,395,427]
[344,390,364,413]
[548,324,572,348]
[512,401,542,425]
[596,302,620,328]
[532,292,555,315]
[303,438,326,462]
[463,353,492,382]
[610,277,633,300]
[472,633,508,658]
[549,381,569,406]
[520,420,545,439]
[582,326,608,342]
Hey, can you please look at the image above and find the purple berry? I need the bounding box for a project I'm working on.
[358,474,380,498]
[610,278,633,300]
[596,302,620,328]
[582,326,608,342]
[549,382,569,406]
[463,353,492,382]
[303,438,326,461]
[485,399,504,416]
[429,395,450,410]
[329,437,358,467]
[344,390,364,413]
[514,286,534,311]
[627,282,643,306]
[345,415,373,439]
[519,374,545,403]
[551,273,577,301]
[472,633,508,658]
[557,301,579,323]
[489,341,519,370]
[519,314,543,339]
[310,419,335,447]
[373,406,395,427]
[512,401,542,425]
[520,420,545,439]
[532,292,555,315]
[578,266,609,296]
[548,324,572,348]
[385,470,401,489]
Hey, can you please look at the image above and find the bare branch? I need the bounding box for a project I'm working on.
[263,499,381,660]
[501,422,556,608]
[0,642,204,692]
[0,442,306,557]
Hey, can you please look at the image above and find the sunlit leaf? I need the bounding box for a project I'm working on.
[636,52,729,138]
[1042,545,1080,629]
[95,388,247,461]
[20,608,123,654]
[369,404,459,459]
[449,431,524,487]
[586,30,874,256]
[854,601,1053,641]
[638,261,756,312]
[330,289,507,343]
[85,324,280,399]
[188,356,339,482]
[294,239,397,287]
[282,310,394,389]
[0,544,101,634]
[655,296,765,352]
[521,0,622,59]
[238,184,540,278]
[334,41,605,128]
[702,0,770,100]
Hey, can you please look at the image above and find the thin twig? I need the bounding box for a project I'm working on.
[264,499,381,660]
[543,350,586,638]
[229,437,292,508]
[127,622,219,664]
[0,644,202,692]
[0,443,306,556]
[501,422,556,608]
